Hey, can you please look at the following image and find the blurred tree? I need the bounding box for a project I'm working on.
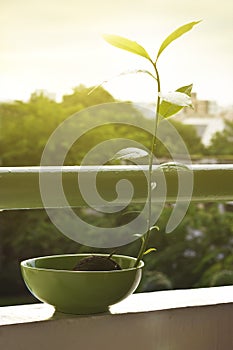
[61,84,115,115]
[141,203,233,289]
[138,270,172,292]
[0,209,81,296]
[0,86,205,166]
[155,120,205,158]
[207,120,233,155]
[210,270,233,286]
[0,92,65,165]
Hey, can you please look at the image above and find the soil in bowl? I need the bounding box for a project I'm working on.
[73,254,122,271]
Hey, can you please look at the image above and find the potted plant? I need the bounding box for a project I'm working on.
[21,20,200,314]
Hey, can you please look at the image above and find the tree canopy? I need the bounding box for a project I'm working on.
[207,120,233,156]
[0,85,204,166]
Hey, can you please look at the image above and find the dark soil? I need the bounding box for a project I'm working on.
[73,255,122,271]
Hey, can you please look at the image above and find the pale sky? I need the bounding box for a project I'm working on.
[1,0,233,106]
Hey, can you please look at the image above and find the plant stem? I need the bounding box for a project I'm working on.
[134,62,161,267]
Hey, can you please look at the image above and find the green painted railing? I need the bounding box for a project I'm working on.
[1,164,232,210]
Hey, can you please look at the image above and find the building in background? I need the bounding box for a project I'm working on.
[175,93,231,146]
[133,93,232,147]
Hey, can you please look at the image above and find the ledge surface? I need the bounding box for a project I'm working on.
[1,286,232,326]
[0,287,232,350]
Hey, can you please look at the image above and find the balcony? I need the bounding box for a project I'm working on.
[0,164,233,350]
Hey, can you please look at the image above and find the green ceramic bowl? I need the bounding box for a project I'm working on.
[21,254,144,314]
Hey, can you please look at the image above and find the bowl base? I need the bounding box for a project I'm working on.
[55,306,109,315]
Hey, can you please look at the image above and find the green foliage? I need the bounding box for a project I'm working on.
[103,21,200,266]
[103,23,198,119]
[155,119,204,157]
[210,270,233,287]
[207,120,233,156]
[138,271,172,292]
[0,86,115,166]
[140,203,233,289]
[156,21,201,61]
[102,35,151,61]
[159,84,193,119]
[0,209,81,297]
[103,21,201,65]
[61,84,115,114]
[143,247,157,256]
[0,86,204,167]
[0,93,65,166]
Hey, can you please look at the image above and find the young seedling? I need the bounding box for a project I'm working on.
[103,21,201,267]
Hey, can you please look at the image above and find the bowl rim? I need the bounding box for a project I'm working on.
[20,253,144,273]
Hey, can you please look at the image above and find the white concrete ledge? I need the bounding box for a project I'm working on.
[0,287,232,350]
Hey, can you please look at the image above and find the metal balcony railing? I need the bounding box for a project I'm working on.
[1,164,233,209]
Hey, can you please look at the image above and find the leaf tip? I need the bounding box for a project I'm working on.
[143,247,157,256]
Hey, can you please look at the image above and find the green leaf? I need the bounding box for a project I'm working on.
[156,21,201,61]
[88,69,156,96]
[177,84,193,96]
[103,34,152,61]
[159,84,193,119]
[120,69,157,81]
[143,247,157,256]
[112,147,149,161]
